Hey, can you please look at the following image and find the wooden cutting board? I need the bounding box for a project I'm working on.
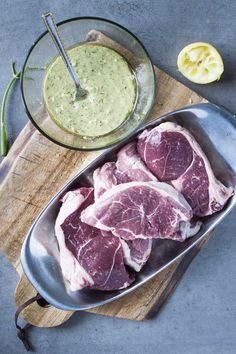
[0,31,209,327]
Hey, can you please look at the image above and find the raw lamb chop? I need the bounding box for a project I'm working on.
[93,162,118,200]
[81,181,201,242]
[93,142,157,200]
[55,187,134,291]
[115,142,157,184]
[121,238,152,272]
[93,142,156,271]
[137,122,233,216]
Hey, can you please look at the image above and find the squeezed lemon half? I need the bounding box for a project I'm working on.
[177,42,224,84]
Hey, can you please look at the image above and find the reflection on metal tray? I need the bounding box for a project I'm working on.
[21,103,236,311]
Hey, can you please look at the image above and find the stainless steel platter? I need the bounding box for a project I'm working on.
[21,103,236,311]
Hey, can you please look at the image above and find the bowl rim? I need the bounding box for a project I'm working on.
[21,16,156,151]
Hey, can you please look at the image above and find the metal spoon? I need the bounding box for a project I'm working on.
[42,12,87,100]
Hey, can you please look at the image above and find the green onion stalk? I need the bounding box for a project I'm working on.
[1,63,21,157]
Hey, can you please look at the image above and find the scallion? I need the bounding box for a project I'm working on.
[1,62,21,156]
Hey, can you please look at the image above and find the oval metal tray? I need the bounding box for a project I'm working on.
[21,103,236,311]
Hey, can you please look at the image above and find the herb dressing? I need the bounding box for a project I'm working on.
[43,43,136,137]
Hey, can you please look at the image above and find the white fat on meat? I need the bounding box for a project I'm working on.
[81,181,201,241]
[93,162,117,200]
[167,123,233,214]
[93,142,157,201]
[116,142,157,183]
[138,122,233,216]
[121,239,152,272]
[55,191,94,291]
[92,142,156,270]
[55,188,134,291]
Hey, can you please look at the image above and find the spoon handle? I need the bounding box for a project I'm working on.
[42,12,80,88]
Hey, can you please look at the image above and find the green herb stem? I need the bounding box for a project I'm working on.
[1,62,21,157]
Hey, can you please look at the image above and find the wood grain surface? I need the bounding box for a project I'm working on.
[0,31,208,327]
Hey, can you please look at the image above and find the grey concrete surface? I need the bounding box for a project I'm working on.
[0,1,236,353]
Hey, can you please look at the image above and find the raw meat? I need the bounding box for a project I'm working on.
[93,142,157,200]
[137,122,233,216]
[121,238,152,272]
[81,181,201,242]
[93,162,118,200]
[55,187,134,291]
[115,142,157,184]
[93,142,155,271]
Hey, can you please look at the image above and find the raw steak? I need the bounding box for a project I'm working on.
[55,187,134,291]
[93,162,118,200]
[93,142,155,271]
[93,142,157,200]
[115,142,157,184]
[81,181,201,241]
[121,238,152,272]
[137,122,233,216]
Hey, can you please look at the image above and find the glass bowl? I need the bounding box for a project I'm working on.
[21,17,156,150]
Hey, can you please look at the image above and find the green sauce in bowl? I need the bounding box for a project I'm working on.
[43,43,137,137]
